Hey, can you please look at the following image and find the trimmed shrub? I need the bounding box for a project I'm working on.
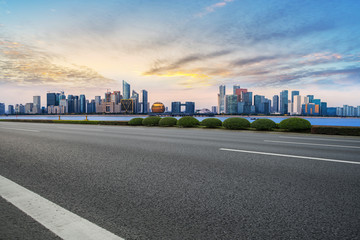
[311,126,360,136]
[159,117,177,127]
[222,117,250,130]
[201,118,222,128]
[251,119,276,131]
[279,118,311,132]
[142,116,161,126]
[128,118,144,126]
[177,116,200,128]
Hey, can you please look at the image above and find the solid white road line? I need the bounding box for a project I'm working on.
[264,140,360,149]
[219,148,360,165]
[0,127,40,132]
[0,175,124,240]
[279,136,360,143]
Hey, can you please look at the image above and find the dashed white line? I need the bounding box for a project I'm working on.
[219,148,360,165]
[264,140,360,149]
[279,136,360,143]
[0,127,40,132]
[0,175,124,240]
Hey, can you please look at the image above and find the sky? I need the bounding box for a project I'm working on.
[1,0,360,108]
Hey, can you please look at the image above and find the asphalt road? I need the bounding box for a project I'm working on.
[1,121,360,239]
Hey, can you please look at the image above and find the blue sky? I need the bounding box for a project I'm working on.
[1,0,360,108]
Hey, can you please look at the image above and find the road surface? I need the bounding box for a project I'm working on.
[1,121,360,239]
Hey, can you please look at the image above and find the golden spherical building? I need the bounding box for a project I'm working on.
[151,102,165,113]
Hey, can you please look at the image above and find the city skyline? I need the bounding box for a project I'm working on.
[1,1,360,108]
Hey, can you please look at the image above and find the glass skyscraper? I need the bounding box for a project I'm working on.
[218,85,226,114]
[122,80,130,99]
[225,95,238,114]
[280,90,288,114]
[272,95,279,113]
[80,95,86,113]
[291,91,299,103]
[141,90,148,114]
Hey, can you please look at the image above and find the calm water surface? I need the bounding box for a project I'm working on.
[1,115,360,127]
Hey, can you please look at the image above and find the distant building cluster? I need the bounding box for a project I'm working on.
[0,82,359,117]
[216,84,360,117]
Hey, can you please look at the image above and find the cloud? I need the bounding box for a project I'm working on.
[0,39,115,87]
[143,50,232,75]
[196,0,234,17]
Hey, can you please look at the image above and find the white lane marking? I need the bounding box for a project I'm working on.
[0,175,124,240]
[279,136,360,143]
[0,127,40,132]
[264,140,360,149]
[219,148,360,165]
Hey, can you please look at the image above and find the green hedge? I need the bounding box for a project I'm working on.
[201,118,222,128]
[251,119,276,131]
[177,116,200,128]
[223,117,250,130]
[159,117,177,127]
[279,118,311,132]
[142,116,161,126]
[311,126,360,136]
[128,118,144,126]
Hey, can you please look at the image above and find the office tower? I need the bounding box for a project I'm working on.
[326,107,337,116]
[25,103,33,114]
[225,95,238,114]
[312,99,321,105]
[185,102,195,114]
[73,96,79,113]
[0,103,5,115]
[141,90,148,114]
[47,93,56,107]
[320,102,327,115]
[55,93,61,106]
[291,91,299,103]
[111,91,121,104]
[293,95,302,115]
[32,96,41,114]
[218,85,226,114]
[235,88,248,102]
[211,106,217,114]
[272,95,279,113]
[105,92,111,103]
[95,96,102,105]
[8,105,14,115]
[254,95,264,113]
[288,100,292,114]
[15,104,25,114]
[280,90,288,114]
[67,95,74,113]
[171,102,181,114]
[59,98,68,114]
[80,95,86,113]
[122,80,130,99]
[307,95,314,103]
[131,90,139,113]
[233,84,241,95]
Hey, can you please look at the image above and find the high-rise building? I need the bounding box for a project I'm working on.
[185,102,195,114]
[8,105,14,115]
[211,106,217,114]
[225,95,238,114]
[141,90,148,114]
[95,96,102,105]
[254,95,264,113]
[67,95,74,113]
[280,90,288,114]
[47,93,56,107]
[291,91,299,103]
[122,80,130,99]
[293,95,302,115]
[74,96,79,113]
[272,95,279,113]
[307,95,314,103]
[33,96,41,114]
[235,88,248,102]
[80,95,86,113]
[218,85,226,114]
[171,102,181,114]
[25,103,33,114]
[233,84,241,95]
[320,102,327,116]
[111,91,121,104]
[131,90,139,113]
[0,103,5,115]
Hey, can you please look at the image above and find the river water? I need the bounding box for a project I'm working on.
[1,115,360,127]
